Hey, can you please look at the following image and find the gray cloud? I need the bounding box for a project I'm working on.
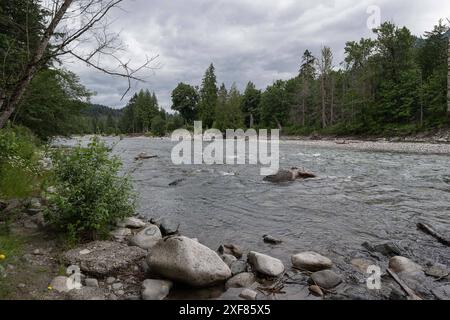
[66,0,450,109]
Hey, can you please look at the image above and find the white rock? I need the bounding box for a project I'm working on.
[141,279,173,300]
[389,256,423,274]
[146,236,232,287]
[129,225,162,250]
[50,276,71,293]
[291,252,333,272]
[239,289,258,300]
[117,217,147,229]
[248,251,284,277]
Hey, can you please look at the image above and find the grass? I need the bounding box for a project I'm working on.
[0,232,24,299]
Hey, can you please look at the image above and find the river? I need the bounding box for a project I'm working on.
[55,136,450,299]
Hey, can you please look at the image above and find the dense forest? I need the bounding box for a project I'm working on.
[1,1,449,141]
[171,22,450,136]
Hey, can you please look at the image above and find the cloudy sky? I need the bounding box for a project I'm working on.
[64,0,450,110]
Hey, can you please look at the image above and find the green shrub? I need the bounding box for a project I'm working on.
[0,126,41,199]
[45,137,136,242]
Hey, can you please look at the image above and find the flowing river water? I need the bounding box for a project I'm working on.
[55,136,450,300]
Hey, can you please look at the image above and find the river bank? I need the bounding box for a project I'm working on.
[2,136,449,300]
[1,193,449,301]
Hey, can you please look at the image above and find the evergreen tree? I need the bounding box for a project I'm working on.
[241,82,261,128]
[199,63,218,128]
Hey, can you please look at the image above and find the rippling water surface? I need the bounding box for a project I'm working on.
[57,136,450,299]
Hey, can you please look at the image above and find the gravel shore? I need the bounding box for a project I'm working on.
[281,138,450,155]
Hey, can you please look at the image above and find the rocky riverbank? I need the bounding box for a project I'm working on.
[1,197,449,300]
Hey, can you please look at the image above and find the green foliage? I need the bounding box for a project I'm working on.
[241,82,261,127]
[0,126,40,199]
[214,83,244,131]
[45,138,136,242]
[199,64,218,128]
[14,69,92,140]
[171,83,199,123]
[151,115,166,136]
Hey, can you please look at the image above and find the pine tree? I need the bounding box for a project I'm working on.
[199,63,218,128]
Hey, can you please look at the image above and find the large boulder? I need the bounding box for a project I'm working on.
[141,279,173,300]
[64,241,147,277]
[129,225,162,250]
[247,251,284,277]
[291,252,333,272]
[146,236,231,287]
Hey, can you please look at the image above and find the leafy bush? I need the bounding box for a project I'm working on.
[0,126,41,199]
[45,137,136,242]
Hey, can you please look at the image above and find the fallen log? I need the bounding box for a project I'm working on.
[386,268,422,301]
[417,222,450,246]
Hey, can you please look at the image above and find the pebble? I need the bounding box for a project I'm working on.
[309,285,324,297]
[106,277,116,284]
[112,283,123,291]
[239,289,258,300]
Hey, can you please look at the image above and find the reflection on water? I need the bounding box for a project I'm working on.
[55,136,450,298]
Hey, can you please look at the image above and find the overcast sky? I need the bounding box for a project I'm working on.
[64,0,450,110]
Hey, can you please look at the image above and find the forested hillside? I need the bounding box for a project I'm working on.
[171,21,450,136]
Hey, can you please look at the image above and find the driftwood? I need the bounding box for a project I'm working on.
[386,268,422,300]
[134,153,158,161]
[417,222,450,246]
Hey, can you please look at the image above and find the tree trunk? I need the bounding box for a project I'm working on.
[0,0,74,129]
[447,37,450,116]
[330,76,334,126]
[321,76,327,128]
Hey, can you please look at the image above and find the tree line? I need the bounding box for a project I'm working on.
[171,21,450,136]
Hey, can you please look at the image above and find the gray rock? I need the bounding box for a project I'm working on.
[231,260,248,275]
[141,279,173,300]
[85,278,99,288]
[116,290,125,296]
[112,282,123,291]
[291,252,333,272]
[64,241,146,277]
[239,289,258,300]
[146,236,231,287]
[311,270,342,289]
[351,258,374,273]
[110,228,132,239]
[432,285,450,300]
[106,277,116,284]
[425,265,449,279]
[226,272,256,289]
[221,254,237,267]
[129,225,162,250]
[263,235,283,245]
[389,256,423,274]
[159,219,179,236]
[50,276,71,293]
[117,217,147,229]
[66,287,108,300]
[363,241,403,257]
[23,220,38,230]
[247,251,284,277]
[218,244,244,259]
